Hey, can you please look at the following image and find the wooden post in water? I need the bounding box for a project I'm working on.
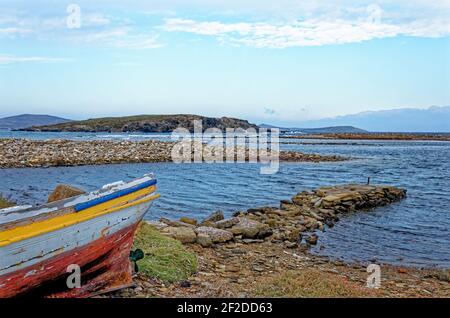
[367,177,371,185]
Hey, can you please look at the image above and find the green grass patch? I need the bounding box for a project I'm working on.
[133,222,198,283]
[0,196,14,209]
[255,269,381,298]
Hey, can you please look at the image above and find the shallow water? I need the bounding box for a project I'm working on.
[0,132,449,268]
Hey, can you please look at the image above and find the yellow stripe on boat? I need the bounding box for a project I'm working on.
[0,186,159,247]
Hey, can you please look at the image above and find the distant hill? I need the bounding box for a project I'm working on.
[300,126,368,134]
[0,114,71,130]
[259,124,367,134]
[294,106,450,133]
[21,114,258,132]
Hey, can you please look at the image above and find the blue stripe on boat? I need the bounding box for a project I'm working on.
[74,179,157,212]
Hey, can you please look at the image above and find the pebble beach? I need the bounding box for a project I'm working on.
[0,138,345,168]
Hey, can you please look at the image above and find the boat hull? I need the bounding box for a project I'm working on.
[0,199,154,297]
[0,222,138,298]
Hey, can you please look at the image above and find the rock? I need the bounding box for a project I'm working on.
[322,195,341,204]
[179,280,191,288]
[196,233,213,247]
[256,227,273,239]
[145,220,168,230]
[252,265,264,272]
[436,271,450,282]
[179,217,197,226]
[201,211,224,224]
[427,270,450,282]
[199,221,217,228]
[229,217,265,239]
[315,189,326,197]
[160,218,196,228]
[286,229,300,242]
[215,217,239,229]
[306,234,318,245]
[47,184,85,203]
[241,239,264,244]
[247,207,274,214]
[309,210,324,221]
[0,196,15,209]
[284,241,298,249]
[317,221,324,231]
[161,226,197,243]
[225,265,240,272]
[195,226,233,243]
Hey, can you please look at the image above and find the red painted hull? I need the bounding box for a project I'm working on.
[0,223,139,298]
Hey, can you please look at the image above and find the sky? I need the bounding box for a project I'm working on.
[0,0,449,126]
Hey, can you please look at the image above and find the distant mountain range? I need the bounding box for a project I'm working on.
[0,114,71,130]
[259,124,367,134]
[293,106,450,133]
[3,106,449,133]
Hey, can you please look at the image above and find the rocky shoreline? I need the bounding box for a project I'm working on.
[116,240,450,298]
[284,133,450,141]
[149,184,407,249]
[113,184,450,298]
[0,138,345,168]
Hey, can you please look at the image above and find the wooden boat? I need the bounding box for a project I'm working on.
[0,174,160,298]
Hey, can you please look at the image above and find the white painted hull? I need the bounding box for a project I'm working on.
[0,199,153,278]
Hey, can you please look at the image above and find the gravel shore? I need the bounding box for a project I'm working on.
[116,241,450,298]
[0,138,346,168]
[284,133,450,141]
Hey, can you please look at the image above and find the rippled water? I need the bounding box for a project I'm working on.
[0,132,449,268]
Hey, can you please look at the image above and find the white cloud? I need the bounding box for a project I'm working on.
[0,12,113,39]
[111,34,163,49]
[163,17,450,48]
[0,27,32,37]
[159,0,450,48]
[83,14,111,27]
[0,10,162,50]
[0,54,73,64]
[70,27,163,49]
[77,27,129,43]
[31,14,111,31]
[1,1,448,49]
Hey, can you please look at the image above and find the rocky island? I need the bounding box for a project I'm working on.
[18,114,258,133]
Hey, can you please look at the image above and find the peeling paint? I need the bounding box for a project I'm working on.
[0,175,159,297]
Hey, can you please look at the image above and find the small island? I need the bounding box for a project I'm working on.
[18,114,258,133]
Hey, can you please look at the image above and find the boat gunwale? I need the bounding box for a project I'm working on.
[0,175,157,222]
[0,189,160,247]
[0,185,158,232]
[0,174,158,232]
